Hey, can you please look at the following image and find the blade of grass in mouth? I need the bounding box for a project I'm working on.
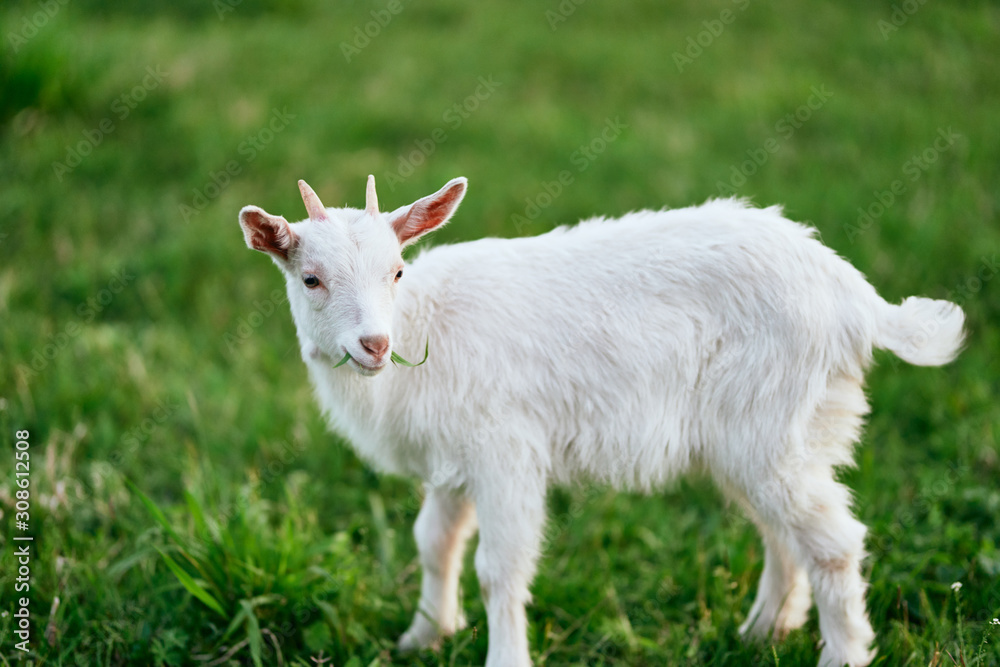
[390,339,429,367]
[331,339,429,369]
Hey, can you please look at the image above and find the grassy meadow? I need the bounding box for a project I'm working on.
[1,0,999,664]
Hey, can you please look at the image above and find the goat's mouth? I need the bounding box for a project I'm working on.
[332,350,387,376]
[331,342,428,375]
[352,357,387,375]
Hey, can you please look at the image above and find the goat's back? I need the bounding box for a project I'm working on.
[384,199,882,489]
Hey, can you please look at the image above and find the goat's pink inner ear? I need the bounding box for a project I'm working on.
[239,206,298,260]
[392,178,467,246]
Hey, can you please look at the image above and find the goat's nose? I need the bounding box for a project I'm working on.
[360,334,389,359]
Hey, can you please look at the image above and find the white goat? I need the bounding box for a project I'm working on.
[238,176,964,667]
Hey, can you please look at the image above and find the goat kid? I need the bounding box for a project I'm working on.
[239,176,964,667]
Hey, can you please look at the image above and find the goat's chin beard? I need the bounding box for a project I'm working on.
[350,357,387,377]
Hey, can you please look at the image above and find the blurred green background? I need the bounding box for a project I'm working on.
[1,0,999,664]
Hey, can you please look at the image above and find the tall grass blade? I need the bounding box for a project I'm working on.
[127,479,184,545]
[184,489,210,540]
[240,599,264,667]
[221,603,250,644]
[154,546,226,618]
[314,599,345,644]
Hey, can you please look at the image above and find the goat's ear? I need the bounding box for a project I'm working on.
[239,205,298,261]
[390,177,467,247]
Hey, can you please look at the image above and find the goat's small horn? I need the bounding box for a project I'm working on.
[298,179,328,221]
[365,174,379,216]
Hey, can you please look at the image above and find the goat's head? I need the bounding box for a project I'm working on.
[239,175,466,376]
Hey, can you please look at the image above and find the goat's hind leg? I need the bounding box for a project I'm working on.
[743,467,876,667]
[399,486,477,651]
[738,522,812,640]
[734,371,876,666]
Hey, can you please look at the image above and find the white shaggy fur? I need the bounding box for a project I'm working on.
[238,177,965,667]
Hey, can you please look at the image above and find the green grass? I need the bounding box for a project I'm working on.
[1,0,999,664]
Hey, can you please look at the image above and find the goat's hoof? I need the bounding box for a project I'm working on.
[773,607,809,639]
[817,643,876,667]
[397,630,437,652]
[738,614,771,641]
[397,619,441,652]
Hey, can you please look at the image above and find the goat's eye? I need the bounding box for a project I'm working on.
[395,270,403,282]
[303,274,320,288]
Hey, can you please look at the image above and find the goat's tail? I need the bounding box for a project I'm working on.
[876,297,965,366]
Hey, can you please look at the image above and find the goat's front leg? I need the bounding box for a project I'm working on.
[398,486,477,651]
[474,476,547,667]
